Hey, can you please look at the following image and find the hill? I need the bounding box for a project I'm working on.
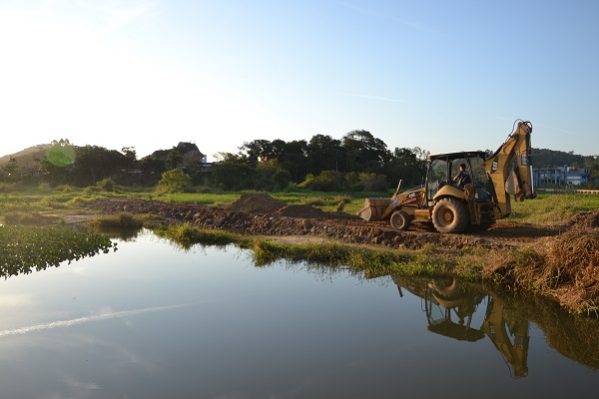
[531,148,588,168]
[0,144,51,168]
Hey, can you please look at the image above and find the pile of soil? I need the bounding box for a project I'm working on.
[276,204,325,219]
[226,193,285,214]
[569,210,599,230]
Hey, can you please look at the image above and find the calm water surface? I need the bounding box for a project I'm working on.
[0,230,597,398]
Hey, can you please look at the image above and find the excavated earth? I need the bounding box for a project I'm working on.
[88,193,565,251]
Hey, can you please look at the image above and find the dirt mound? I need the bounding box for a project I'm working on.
[544,230,599,308]
[569,210,599,230]
[276,204,325,219]
[227,193,285,214]
[491,227,599,313]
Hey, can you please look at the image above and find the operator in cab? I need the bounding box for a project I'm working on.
[453,163,471,187]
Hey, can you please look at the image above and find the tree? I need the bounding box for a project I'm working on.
[386,147,428,187]
[0,157,20,182]
[240,139,276,165]
[211,153,255,190]
[278,140,308,182]
[342,130,390,173]
[307,134,344,174]
[121,146,137,170]
[585,156,599,180]
[71,146,127,186]
[253,160,292,190]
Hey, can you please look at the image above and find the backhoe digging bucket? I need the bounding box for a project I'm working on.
[357,198,390,221]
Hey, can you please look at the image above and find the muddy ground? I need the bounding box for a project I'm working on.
[88,193,566,251]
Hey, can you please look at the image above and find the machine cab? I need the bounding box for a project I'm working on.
[425,151,492,205]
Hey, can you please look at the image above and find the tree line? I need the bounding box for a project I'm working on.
[0,131,429,192]
[3,132,595,192]
[213,130,428,191]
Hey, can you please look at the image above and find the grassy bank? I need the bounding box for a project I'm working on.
[156,223,485,279]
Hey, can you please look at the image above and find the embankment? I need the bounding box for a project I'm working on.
[89,194,599,315]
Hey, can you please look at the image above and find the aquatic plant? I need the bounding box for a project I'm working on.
[0,225,116,278]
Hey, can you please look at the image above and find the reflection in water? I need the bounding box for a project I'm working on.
[94,225,142,241]
[0,225,116,278]
[394,276,529,378]
[0,303,189,337]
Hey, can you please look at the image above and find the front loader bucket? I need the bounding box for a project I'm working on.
[357,198,391,221]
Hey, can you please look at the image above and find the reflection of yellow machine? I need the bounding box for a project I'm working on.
[394,276,530,378]
[359,121,536,233]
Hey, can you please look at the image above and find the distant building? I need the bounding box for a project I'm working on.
[533,166,591,187]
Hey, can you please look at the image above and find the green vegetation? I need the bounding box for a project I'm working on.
[156,224,476,280]
[92,213,146,229]
[156,223,247,249]
[0,225,115,278]
[0,187,378,215]
[507,193,599,224]
[155,169,192,193]
[1,186,597,225]
[0,131,429,192]
[2,211,63,225]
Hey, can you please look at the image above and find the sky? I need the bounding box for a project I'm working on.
[0,0,598,160]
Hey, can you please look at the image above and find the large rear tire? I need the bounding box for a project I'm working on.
[390,210,411,231]
[431,198,469,234]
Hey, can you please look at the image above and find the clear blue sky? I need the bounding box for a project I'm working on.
[0,0,598,159]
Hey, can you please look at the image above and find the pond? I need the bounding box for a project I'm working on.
[0,229,597,398]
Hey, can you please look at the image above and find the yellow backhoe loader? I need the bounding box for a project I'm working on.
[358,120,536,233]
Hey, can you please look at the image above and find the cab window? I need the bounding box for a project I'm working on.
[427,159,449,200]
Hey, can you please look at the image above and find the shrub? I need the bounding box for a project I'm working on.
[55,184,74,193]
[345,172,388,191]
[96,177,115,192]
[93,213,144,229]
[305,170,346,191]
[156,168,192,193]
[83,185,101,195]
[253,160,292,191]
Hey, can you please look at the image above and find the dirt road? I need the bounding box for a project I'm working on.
[89,194,567,251]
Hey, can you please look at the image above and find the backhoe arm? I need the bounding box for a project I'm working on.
[484,121,535,218]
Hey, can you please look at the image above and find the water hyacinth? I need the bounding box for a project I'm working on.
[0,225,116,278]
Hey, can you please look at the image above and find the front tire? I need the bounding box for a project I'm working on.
[390,210,411,231]
[431,198,469,234]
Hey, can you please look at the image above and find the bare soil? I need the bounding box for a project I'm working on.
[88,193,568,251]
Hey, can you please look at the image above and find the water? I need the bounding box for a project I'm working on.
[0,230,597,398]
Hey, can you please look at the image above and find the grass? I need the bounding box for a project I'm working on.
[156,224,476,280]
[506,193,599,225]
[2,186,596,225]
[146,190,374,214]
[0,187,375,214]
[2,211,63,225]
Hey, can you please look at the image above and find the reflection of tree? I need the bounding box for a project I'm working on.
[0,225,115,278]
